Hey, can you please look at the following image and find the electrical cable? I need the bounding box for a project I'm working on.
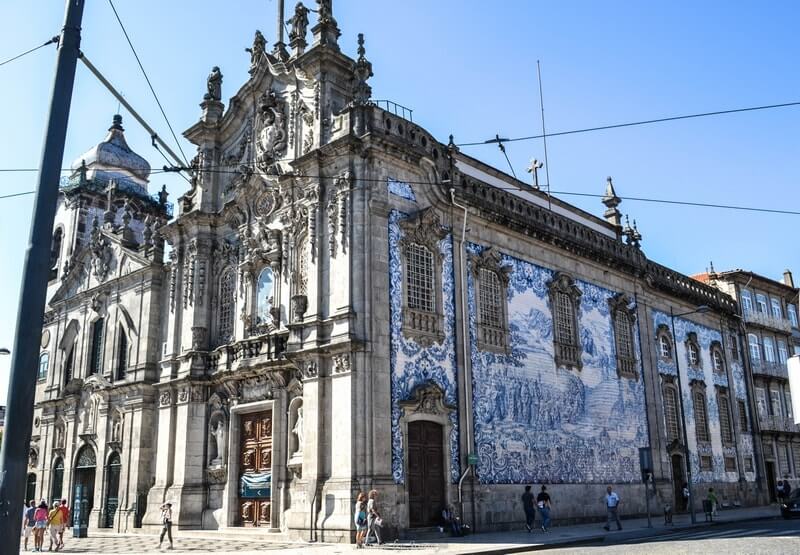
[456,101,800,147]
[106,0,190,166]
[0,36,58,68]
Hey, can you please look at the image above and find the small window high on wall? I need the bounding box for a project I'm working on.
[38,352,49,381]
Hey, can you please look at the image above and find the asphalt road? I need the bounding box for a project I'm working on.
[533,517,800,554]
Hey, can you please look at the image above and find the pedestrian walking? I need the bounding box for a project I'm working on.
[365,489,383,545]
[521,485,535,532]
[354,492,368,548]
[707,488,718,517]
[158,502,174,550]
[536,485,551,532]
[33,500,49,552]
[682,482,691,512]
[22,500,36,551]
[783,476,792,500]
[602,486,622,531]
[47,501,66,552]
[57,499,70,550]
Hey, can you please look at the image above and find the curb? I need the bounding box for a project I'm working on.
[452,513,780,554]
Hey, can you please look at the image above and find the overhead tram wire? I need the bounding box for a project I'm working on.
[0,36,59,67]
[106,0,190,166]
[456,101,800,147]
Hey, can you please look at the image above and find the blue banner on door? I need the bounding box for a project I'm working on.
[239,472,271,498]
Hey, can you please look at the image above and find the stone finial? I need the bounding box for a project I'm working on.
[623,216,642,248]
[103,180,117,227]
[78,159,88,186]
[351,33,373,105]
[602,176,623,232]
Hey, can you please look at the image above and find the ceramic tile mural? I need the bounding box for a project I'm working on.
[387,177,416,202]
[467,243,649,484]
[652,311,754,483]
[388,210,460,484]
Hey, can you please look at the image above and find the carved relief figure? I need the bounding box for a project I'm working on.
[204,66,223,101]
[255,91,287,173]
[89,219,113,282]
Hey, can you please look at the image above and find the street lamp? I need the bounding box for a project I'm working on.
[670,304,710,525]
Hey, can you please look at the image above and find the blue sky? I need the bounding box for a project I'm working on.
[0,0,798,400]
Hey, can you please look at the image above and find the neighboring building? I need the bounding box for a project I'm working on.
[26,2,763,540]
[695,267,800,500]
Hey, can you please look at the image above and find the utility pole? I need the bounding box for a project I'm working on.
[0,0,85,550]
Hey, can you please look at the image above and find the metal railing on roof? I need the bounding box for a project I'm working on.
[373,99,414,122]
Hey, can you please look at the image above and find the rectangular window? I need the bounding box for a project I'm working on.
[764,337,776,363]
[778,341,789,363]
[700,455,713,471]
[771,298,783,320]
[728,331,739,361]
[789,305,799,328]
[694,391,710,443]
[724,457,737,472]
[756,293,768,313]
[741,290,753,314]
[405,244,435,312]
[770,390,783,418]
[719,393,733,445]
[778,444,790,475]
[478,269,503,328]
[663,386,681,442]
[785,391,794,420]
[737,399,749,432]
[745,457,754,473]
[756,388,767,418]
[89,318,105,375]
[748,334,761,362]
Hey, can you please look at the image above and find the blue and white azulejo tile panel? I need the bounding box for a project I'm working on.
[388,210,460,484]
[388,177,416,202]
[468,243,649,484]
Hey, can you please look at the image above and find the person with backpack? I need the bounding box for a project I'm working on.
[353,492,368,548]
[22,500,36,551]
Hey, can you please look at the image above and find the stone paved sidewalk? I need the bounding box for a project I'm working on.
[17,504,784,554]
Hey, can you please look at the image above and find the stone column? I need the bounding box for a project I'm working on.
[143,388,176,528]
[167,383,206,528]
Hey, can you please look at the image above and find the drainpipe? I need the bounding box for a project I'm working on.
[450,188,476,530]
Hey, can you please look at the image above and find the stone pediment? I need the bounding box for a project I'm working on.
[49,229,155,305]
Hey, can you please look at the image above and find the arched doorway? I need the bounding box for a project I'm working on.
[104,453,121,528]
[671,454,686,511]
[51,458,64,503]
[407,421,445,527]
[73,445,96,527]
[25,473,37,504]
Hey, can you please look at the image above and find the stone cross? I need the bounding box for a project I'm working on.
[526,159,543,190]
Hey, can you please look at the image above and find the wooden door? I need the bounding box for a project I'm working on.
[670,454,685,511]
[239,411,273,527]
[407,421,445,527]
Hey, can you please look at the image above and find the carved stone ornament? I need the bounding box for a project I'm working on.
[89,219,113,282]
[291,294,308,321]
[238,373,285,402]
[191,326,208,351]
[301,360,318,379]
[159,390,172,407]
[399,207,448,253]
[255,91,288,174]
[399,383,454,417]
[471,247,511,283]
[332,353,351,374]
[206,466,228,484]
[28,447,39,468]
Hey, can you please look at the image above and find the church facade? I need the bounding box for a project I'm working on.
[27,1,766,542]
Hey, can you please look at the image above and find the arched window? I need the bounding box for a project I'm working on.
[686,333,701,368]
[217,268,236,344]
[548,273,582,369]
[256,267,275,326]
[610,294,637,379]
[659,334,673,360]
[51,458,64,502]
[662,383,681,443]
[38,352,49,381]
[26,473,37,504]
[718,390,733,445]
[694,389,710,443]
[89,318,105,375]
[405,243,435,313]
[116,328,128,381]
[50,228,63,280]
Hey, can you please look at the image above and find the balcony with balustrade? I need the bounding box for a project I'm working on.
[744,309,792,333]
[759,414,800,434]
[750,359,789,380]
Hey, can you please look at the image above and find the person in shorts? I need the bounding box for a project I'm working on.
[57,499,70,550]
[47,501,65,551]
[22,500,36,551]
[33,500,49,552]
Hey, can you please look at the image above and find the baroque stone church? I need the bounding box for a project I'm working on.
[27,0,766,541]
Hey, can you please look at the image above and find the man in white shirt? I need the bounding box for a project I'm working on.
[603,486,622,531]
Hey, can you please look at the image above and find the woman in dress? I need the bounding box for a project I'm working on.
[353,492,368,548]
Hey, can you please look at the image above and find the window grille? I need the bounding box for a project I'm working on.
[663,386,681,442]
[406,243,435,312]
[218,269,236,343]
[694,391,710,443]
[719,394,733,444]
[724,457,737,472]
[89,318,104,375]
[613,310,636,378]
[479,269,502,328]
[737,399,749,432]
[554,292,574,345]
[297,236,309,296]
[700,455,713,471]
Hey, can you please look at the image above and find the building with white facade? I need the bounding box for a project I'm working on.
[26,1,767,541]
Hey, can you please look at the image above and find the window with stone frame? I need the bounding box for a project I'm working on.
[116,327,128,381]
[399,209,447,346]
[662,380,682,444]
[63,345,75,385]
[38,352,49,381]
[771,298,783,320]
[217,267,236,345]
[724,457,737,472]
[741,289,753,314]
[748,334,761,362]
[728,330,740,362]
[710,341,725,374]
[756,293,768,314]
[737,399,749,432]
[472,248,511,353]
[717,388,734,446]
[686,333,701,368]
[693,383,710,444]
[763,337,776,363]
[657,326,673,361]
[788,304,799,329]
[609,294,637,379]
[548,272,582,370]
[744,457,754,473]
[700,455,713,471]
[89,318,105,375]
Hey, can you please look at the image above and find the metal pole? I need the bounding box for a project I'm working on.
[670,307,696,524]
[0,1,85,550]
[645,473,652,528]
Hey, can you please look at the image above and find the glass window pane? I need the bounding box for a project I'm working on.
[256,268,275,325]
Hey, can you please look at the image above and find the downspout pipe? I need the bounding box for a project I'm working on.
[450,188,476,529]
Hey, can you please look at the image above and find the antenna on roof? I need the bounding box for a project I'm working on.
[537,60,552,210]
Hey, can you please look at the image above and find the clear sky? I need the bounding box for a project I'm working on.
[1,0,798,400]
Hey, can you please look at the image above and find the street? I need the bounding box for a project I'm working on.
[535,517,800,554]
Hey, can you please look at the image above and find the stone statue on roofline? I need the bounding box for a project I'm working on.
[287,2,310,42]
[204,66,222,102]
[246,30,267,73]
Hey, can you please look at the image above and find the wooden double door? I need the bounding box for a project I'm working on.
[407,421,445,527]
[238,410,273,527]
